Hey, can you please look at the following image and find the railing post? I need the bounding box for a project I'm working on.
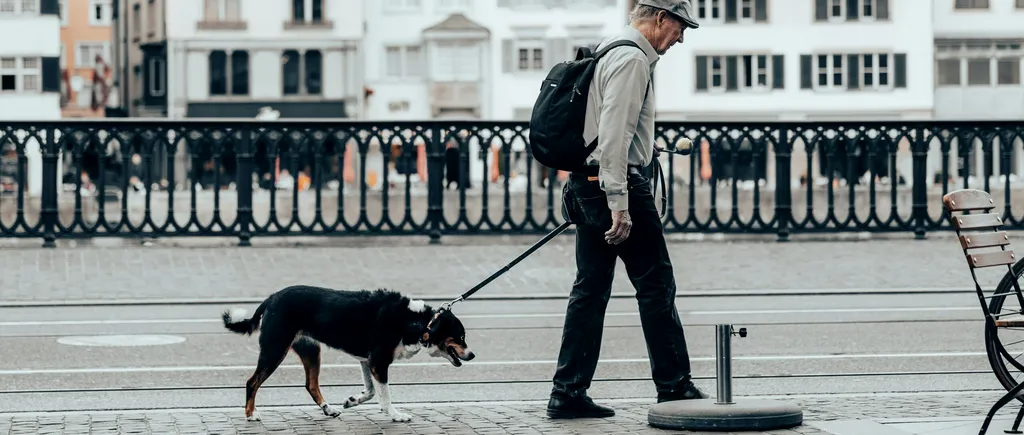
[774,126,792,242]
[40,127,59,248]
[427,125,444,244]
[912,127,928,239]
[236,126,254,247]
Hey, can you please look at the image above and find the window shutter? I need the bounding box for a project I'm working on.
[725,0,737,22]
[894,53,907,88]
[847,0,858,19]
[545,38,568,70]
[755,0,768,21]
[800,55,812,89]
[696,55,708,91]
[40,0,58,15]
[502,39,514,73]
[772,54,784,89]
[877,0,889,19]
[42,56,61,93]
[725,56,738,90]
[815,0,827,20]
[847,54,859,89]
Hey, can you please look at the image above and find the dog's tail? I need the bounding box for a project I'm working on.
[221,299,268,336]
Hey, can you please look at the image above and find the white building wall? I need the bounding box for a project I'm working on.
[933,0,1024,121]
[656,0,934,120]
[363,0,626,121]
[164,0,364,119]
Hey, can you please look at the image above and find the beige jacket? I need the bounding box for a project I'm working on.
[581,26,660,211]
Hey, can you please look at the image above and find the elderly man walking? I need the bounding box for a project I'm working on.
[546,0,706,420]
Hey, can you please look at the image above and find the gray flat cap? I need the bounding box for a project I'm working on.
[637,0,700,29]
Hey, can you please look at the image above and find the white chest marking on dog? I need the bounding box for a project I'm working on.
[394,343,421,360]
[407,299,426,313]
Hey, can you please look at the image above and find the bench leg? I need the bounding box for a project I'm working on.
[981,382,1024,435]
[1008,403,1024,434]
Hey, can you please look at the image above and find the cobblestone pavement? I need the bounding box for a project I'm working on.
[0,235,993,303]
[0,392,1010,435]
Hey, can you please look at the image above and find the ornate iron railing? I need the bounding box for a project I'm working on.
[1,119,1023,247]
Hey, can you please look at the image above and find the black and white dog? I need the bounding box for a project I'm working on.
[222,285,475,422]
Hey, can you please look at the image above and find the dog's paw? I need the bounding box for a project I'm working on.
[388,411,412,422]
[246,411,262,422]
[321,403,341,417]
[343,396,359,409]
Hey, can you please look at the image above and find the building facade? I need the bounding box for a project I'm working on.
[933,0,1024,121]
[59,0,115,118]
[655,0,933,121]
[363,0,624,187]
[166,0,364,119]
[0,0,62,197]
[109,0,167,118]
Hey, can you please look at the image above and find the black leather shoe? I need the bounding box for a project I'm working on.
[657,382,709,403]
[546,394,615,419]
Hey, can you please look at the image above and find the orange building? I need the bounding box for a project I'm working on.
[59,0,113,118]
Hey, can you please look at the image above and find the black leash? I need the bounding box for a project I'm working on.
[437,142,693,313]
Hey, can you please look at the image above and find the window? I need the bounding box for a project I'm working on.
[0,0,37,13]
[292,0,323,22]
[515,41,544,72]
[1018,0,1024,8]
[863,53,893,88]
[955,0,988,9]
[437,0,470,9]
[815,0,888,21]
[696,0,721,20]
[281,50,321,95]
[936,59,961,86]
[148,57,165,97]
[384,45,421,78]
[89,0,112,25]
[59,0,67,25]
[433,42,481,82]
[741,54,770,89]
[0,57,41,93]
[695,53,784,92]
[829,0,843,18]
[304,50,321,94]
[816,54,844,88]
[76,42,109,68]
[384,0,420,10]
[695,0,768,23]
[709,56,724,90]
[208,50,248,96]
[203,0,240,21]
[936,39,1024,87]
[998,58,1020,85]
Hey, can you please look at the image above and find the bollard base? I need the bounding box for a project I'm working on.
[648,398,803,432]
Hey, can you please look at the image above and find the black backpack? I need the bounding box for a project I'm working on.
[528,39,642,172]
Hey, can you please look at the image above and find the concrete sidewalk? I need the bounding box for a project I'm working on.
[0,236,993,304]
[0,392,1015,435]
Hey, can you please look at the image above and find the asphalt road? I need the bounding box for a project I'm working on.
[0,290,1008,417]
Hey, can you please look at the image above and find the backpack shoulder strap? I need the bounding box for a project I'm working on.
[593,39,642,60]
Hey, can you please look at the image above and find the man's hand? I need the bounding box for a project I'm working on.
[605,209,631,244]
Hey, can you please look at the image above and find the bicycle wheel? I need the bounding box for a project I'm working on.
[985,257,1024,397]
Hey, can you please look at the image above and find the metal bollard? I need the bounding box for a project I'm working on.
[715,324,746,406]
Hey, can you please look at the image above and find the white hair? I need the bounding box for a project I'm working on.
[629,4,665,24]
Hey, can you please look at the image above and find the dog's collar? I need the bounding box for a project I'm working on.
[420,311,441,345]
